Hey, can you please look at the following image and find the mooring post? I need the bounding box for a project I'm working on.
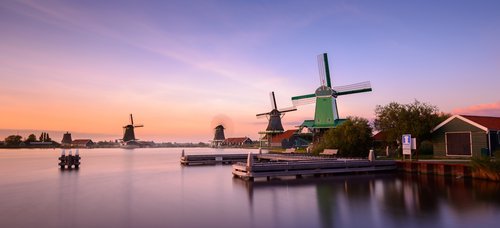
[181,149,185,158]
[59,149,66,169]
[259,147,262,154]
[74,149,80,168]
[369,149,375,162]
[246,151,253,172]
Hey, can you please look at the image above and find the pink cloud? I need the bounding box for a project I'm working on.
[452,101,500,117]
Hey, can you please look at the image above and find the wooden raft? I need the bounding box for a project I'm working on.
[232,159,397,181]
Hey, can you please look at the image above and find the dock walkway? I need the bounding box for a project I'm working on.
[180,154,256,165]
[232,159,397,181]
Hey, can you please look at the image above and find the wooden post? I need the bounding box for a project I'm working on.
[246,151,253,172]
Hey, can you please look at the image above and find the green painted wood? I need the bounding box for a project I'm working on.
[314,97,337,128]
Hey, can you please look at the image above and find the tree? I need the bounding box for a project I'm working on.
[314,117,373,157]
[374,100,449,149]
[25,134,37,143]
[5,135,23,146]
[39,132,52,142]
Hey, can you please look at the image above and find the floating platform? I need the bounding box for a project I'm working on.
[180,154,257,165]
[232,159,397,181]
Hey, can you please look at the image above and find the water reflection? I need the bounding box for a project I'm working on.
[234,173,500,228]
[1,149,499,228]
[58,168,79,227]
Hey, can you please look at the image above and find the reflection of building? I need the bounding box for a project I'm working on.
[72,139,94,148]
[223,137,252,147]
[431,115,500,157]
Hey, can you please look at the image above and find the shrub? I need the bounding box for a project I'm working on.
[419,140,433,155]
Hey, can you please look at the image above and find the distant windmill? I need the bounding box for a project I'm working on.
[210,114,233,148]
[257,91,297,132]
[257,91,297,147]
[123,114,144,143]
[291,53,372,129]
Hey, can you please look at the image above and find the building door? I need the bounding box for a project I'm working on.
[446,132,471,156]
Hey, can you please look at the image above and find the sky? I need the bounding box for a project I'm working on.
[1,0,499,142]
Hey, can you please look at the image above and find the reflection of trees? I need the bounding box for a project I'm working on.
[379,174,440,222]
[233,173,500,228]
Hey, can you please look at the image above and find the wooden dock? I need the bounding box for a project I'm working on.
[180,154,257,165]
[232,159,397,181]
[180,153,333,166]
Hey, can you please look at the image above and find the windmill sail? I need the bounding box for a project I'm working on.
[278,106,297,113]
[333,81,372,96]
[291,93,315,106]
[270,92,277,110]
[317,53,332,87]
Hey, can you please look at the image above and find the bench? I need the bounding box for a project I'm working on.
[320,149,338,156]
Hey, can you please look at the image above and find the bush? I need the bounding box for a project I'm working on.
[313,117,373,157]
[419,140,433,155]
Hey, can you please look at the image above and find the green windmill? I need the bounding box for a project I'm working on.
[292,53,372,129]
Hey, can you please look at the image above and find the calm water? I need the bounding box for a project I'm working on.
[0,148,499,228]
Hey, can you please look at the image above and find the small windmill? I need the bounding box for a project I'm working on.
[212,124,226,147]
[210,115,233,147]
[292,53,372,129]
[123,114,144,143]
[257,91,297,147]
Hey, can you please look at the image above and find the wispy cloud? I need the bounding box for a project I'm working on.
[452,101,500,117]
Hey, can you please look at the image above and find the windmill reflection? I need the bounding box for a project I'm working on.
[233,173,500,228]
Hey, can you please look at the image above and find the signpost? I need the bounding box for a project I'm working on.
[402,134,411,160]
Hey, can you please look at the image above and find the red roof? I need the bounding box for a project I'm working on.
[270,129,297,143]
[372,131,386,141]
[224,137,251,144]
[72,139,93,144]
[461,115,500,130]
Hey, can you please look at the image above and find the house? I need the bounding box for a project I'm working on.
[223,137,253,147]
[72,139,94,148]
[262,129,310,148]
[431,115,500,157]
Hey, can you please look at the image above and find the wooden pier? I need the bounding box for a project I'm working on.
[180,153,334,166]
[180,154,257,165]
[232,158,397,181]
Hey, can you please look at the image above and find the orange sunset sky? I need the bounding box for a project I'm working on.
[1,1,499,142]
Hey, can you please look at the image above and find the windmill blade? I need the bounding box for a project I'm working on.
[256,112,270,118]
[291,93,316,106]
[291,94,316,106]
[333,81,372,96]
[256,114,267,119]
[269,92,277,110]
[278,106,297,113]
[317,53,332,87]
[134,125,144,128]
[130,114,134,125]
